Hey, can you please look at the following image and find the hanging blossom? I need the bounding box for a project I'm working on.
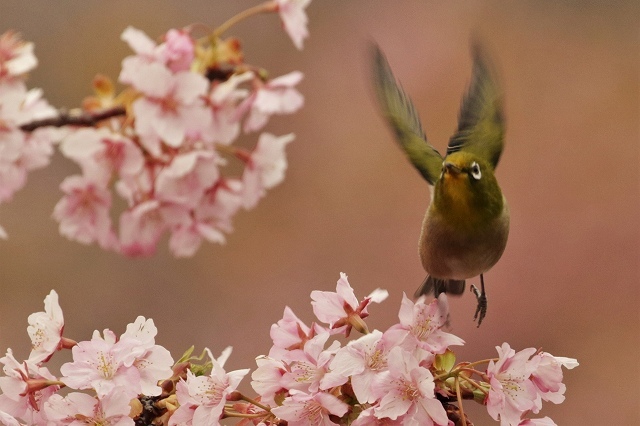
[1,0,311,256]
[0,276,577,425]
[0,31,59,238]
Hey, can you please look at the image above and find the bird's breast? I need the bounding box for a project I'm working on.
[419,200,509,279]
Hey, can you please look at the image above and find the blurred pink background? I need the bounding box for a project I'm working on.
[0,1,638,424]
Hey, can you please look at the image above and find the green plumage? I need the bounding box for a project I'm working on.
[371,43,508,326]
[371,45,444,185]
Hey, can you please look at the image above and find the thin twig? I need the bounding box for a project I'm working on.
[19,105,127,132]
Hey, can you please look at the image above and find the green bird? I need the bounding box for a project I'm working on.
[371,43,508,326]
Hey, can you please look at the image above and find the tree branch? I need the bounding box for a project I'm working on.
[19,105,127,132]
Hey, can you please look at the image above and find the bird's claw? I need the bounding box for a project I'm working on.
[470,284,487,327]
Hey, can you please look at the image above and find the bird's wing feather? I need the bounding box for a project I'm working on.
[447,44,504,169]
[371,44,443,185]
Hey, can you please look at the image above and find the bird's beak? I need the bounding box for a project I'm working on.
[443,162,462,175]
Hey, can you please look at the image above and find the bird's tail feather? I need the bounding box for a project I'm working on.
[414,275,466,298]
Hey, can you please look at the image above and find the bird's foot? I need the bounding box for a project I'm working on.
[470,283,487,327]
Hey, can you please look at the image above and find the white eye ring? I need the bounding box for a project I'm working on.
[470,162,482,180]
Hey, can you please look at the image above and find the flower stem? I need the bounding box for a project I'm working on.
[459,375,489,396]
[455,377,467,425]
[238,393,271,412]
[464,358,498,369]
[213,1,278,39]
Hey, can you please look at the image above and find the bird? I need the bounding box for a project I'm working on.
[371,43,508,326]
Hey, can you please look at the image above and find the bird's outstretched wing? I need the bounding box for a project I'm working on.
[447,44,504,169]
[371,44,443,185]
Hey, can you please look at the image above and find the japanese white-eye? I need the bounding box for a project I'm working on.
[372,43,508,326]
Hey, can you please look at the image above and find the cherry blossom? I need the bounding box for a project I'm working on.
[241,132,295,209]
[60,329,144,399]
[311,272,388,336]
[251,356,288,406]
[486,343,540,426]
[130,61,210,148]
[384,294,464,354]
[325,330,389,403]
[279,332,340,394]
[0,349,60,424]
[160,29,195,73]
[372,346,448,425]
[44,392,134,426]
[0,31,37,79]
[530,352,578,408]
[351,407,405,426]
[203,71,252,145]
[0,409,19,426]
[60,128,144,185]
[27,290,66,364]
[154,151,220,208]
[119,317,174,397]
[52,175,117,250]
[241,72,304,132]
[269,306,326,351]
[60,318,173,401]
[271,390,349,426]
[518,417,557,426]
[0,82,56,236]
[170,347,249,425]
[275,0,312,50]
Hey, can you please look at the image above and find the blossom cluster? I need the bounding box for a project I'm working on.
[0,0,312,257]
[0,31,59,239]
[0,275,577,425]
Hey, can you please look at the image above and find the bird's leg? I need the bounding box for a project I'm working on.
[471,274,487,327]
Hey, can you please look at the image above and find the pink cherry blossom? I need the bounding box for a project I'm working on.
[203,72,252,145]
[486,343,540,426]
[241,132,295,209]
[241,72,304,132]
[351,407,405,426]
[271,390,349,426]
[130,61,210,148]
[52,175,117,250]
[0,83,55,203]
[160,29,195,73]
[119,316,174,397]
[384,294,464,355]
[117,200,168,257]
[27,290,65,364]
[311,272,388,336]
[530,352,578,407]
[168,216,226,257]
[167,179,244,256]
[120,26,196,78]
[325,330,389,403]
[251,356,287,406]
[60,328,143,399]
[269,306,326,351]
[60,128,144,185]
[0,409,19,426]
[155,150,220,208]
[0,349,60,424]
[44,392,134,426]
[0,31,37,79]
[519,417,557,426]
[279,332,340,394]
[372,346,448,425]
[119,27,165,85]
[275,0,312,50]
[170,347,249,426]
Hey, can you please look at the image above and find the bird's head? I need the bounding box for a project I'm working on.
[434,151,503,225]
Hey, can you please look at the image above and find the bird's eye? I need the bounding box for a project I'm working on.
[470,162,482,180]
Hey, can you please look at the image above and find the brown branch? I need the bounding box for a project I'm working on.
[19,105,127,132]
